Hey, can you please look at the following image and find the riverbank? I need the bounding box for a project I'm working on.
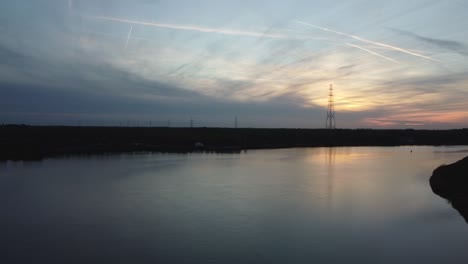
[430,156,468,222]
[2,125,468,160]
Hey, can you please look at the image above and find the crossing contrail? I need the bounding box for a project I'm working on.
[346,43,400,63]
[90,15,287,39]
[295,20,440,62]
[125,24,133,49]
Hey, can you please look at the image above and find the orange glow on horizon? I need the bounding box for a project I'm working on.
[363,111,468,128]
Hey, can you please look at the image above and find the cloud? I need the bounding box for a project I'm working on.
[2,0,468,129]
[0,45,29,66]
[390,28,468,56]
[379,71,468,91]
[0,78,326,128]
[0,38,327,128]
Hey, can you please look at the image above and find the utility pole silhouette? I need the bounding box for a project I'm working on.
[326,84,336,129]
[190,117,193,128]
[234,116,238,128]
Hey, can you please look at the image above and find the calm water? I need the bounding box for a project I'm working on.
[2,146,468,263]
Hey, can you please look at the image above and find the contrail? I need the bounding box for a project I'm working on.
[360,44,425,54]
[295,20,440,62]
[346,43,400,63]
[90,15,287,39]
[125,24,133,49]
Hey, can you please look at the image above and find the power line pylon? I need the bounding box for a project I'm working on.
[326,84,336,129]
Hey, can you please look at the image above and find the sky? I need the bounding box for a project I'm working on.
[1,0,468,128]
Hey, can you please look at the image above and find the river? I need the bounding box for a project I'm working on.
[1,146,468,263]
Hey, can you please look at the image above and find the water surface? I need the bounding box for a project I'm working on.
[1,146,468,263]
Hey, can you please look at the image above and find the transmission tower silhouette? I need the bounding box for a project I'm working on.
[326,84,336,129]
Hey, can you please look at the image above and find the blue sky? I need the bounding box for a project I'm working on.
[1,0,468,128]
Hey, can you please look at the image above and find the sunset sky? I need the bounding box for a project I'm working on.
[1,0,468,128]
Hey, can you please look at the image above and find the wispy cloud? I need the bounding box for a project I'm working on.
[379,71,468,89]
[391,28,468,56]
[362,111,467,128]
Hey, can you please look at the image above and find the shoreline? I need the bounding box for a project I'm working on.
[2,125,468,161]
[430,156,468,222]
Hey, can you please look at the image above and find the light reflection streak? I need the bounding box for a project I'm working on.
[327,147,336,214]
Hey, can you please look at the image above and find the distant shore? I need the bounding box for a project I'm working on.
[1,125,468,160]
